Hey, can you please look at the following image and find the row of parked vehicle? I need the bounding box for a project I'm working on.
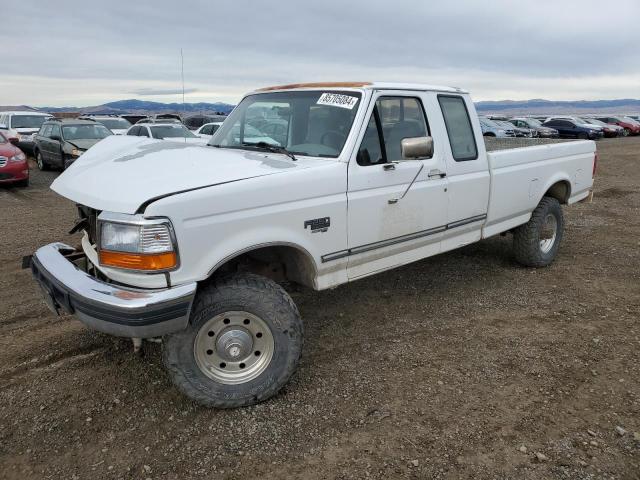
[479,114,640,140]
[1,106,638,188]
[0,111,228,177]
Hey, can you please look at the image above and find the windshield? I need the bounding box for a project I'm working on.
[573,117,592,125]
[480,118,501,128]
[11,115,51,129]
[62,124,112,140]
[150,125,197,139]
[525,118,543,127]
[585,118,606,127]
[97,118,132,130]
[622,116,640,125]
[210,90,362,158]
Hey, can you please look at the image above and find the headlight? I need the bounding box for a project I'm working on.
[71,148,83,157]
[98,213,178,272]
[10,152,26,162]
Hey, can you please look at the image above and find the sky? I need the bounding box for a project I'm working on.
[2,0,639,107]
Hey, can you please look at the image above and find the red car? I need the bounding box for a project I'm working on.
[595,116,640,136]
[0,131,29,187]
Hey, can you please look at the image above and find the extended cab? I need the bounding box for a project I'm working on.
[30,82,596,408]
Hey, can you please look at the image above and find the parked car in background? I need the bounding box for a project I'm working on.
[542,119,603,140]
[184,114,228,130]
[509,118,559,138]
[581,118,622,137]
[479,117,515,137]
[0,131,29,187]
[135,117,183,125]
[33,119,113,170]
[132,114,183,125]
[594,116,640,136]
[0,111,53,154]
[545,116,604,136]
[79,115,132,135]
[126,122,208,144]
[494,119,533,137]
[195,122,224,141]
[120,114,148,125]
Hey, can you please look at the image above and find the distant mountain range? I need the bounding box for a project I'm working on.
[2,98,640,116]
[475,98,640,115]
[36,99,236,115]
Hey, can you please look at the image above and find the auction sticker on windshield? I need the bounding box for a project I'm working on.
[317,93,359,110]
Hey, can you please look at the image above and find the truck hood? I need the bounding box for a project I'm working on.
[52,135,321,214]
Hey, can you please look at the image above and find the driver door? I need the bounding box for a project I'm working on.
[346,92,448,280]
[49,124,64,167]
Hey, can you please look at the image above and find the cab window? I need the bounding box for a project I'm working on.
[50,124,62,139]
[357,96,429,166]
[438,95,478,161]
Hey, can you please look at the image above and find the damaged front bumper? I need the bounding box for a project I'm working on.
[30,243,196,338]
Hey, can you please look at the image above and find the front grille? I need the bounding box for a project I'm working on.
[0,156,7,167]
[77,205,100,244]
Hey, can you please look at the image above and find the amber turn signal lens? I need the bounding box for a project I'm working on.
[99,250,177,271]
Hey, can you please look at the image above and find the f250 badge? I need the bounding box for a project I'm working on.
[304,217,330,233]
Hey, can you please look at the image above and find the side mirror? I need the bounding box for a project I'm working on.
[401,136,433,159]
[50,135,62,142]
[8,137,19,145]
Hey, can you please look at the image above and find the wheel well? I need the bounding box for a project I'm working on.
[544,180,571,204]
[210,245,317,289]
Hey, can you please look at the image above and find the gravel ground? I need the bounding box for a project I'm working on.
[0,139,639,480]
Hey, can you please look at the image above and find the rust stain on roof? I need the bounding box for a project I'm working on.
[256,82,372,92]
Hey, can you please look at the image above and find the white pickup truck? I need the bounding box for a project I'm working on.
[31,82,596,408]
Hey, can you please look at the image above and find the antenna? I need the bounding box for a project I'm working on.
[180,48,185,112]
[180,48,185,143]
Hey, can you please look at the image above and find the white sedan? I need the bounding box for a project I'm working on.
[126,123,208,145]
[195,122,224,141]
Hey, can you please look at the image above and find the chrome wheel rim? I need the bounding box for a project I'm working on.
[194,311,274,385]
[539,214,558,254]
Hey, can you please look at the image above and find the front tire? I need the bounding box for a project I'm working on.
[163,273,303,408]
[35,150,48,171]
[513,197,564,267]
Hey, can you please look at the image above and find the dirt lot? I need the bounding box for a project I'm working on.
[1,139,639,480]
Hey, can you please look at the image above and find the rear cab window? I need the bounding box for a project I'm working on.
[438,95,478,161]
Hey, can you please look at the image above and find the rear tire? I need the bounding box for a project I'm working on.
[163,273,303,408]
[513,197,564,267]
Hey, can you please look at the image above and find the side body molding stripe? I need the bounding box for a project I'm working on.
[321,214,487,263]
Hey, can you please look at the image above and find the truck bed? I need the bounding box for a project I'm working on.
[484,137,574,152]
[482,137,596,238]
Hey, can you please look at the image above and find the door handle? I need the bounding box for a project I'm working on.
[428,169,446,179]
[383,161,399,171]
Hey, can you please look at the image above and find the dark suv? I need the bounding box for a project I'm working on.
[541,119,603,140]
[33,119,112,170]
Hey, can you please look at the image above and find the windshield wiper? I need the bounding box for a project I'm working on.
[242,142,297,161]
